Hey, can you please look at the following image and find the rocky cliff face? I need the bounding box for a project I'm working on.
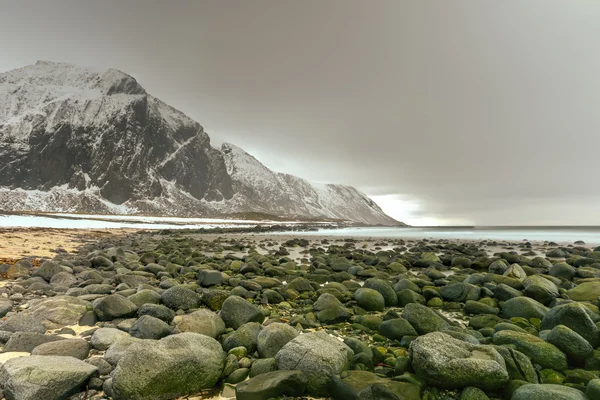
[0,61,401,225]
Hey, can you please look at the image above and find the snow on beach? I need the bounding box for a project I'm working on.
[0,214,263,230]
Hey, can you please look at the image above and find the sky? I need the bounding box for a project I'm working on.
[1,0,599,226]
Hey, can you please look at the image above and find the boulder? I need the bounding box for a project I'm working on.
[512,384,589,400]
[409,332,509,390]
[275,331,353,396]
[0,355,97,400]
[522,275,559,305]
[313,293,350,324]
[137,303,175,323]
[354,288,385,312]
[222,322,262,353]
[341,370,421,400]
[2,332,64,353]
[363,278,398,306]
[547,324,594,364]
[235,370,307,400]
[501,297,549,320]
[0,299,13,318]
[257,322,299,358]
[541,302,600,347]
[379,318,418,341]
[220,296,264,329]
[129,315,171,340]
[173,309,226,338]
[0,314,46,333]
[111,333,226,399]
[92,294,138,321]
[90,328,132,351]
[31,339,90,360]
[492,330,568,370]
[160,286,201,311]
[567,281,600,302]
[402,303,450,334]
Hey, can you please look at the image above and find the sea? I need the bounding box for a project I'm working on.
[1,213,599,245]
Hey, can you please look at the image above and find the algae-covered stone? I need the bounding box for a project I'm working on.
[236,370,307,400]
[512,384,589,400]
[111,333,226,400]
[402,303,450,334]
[0,355,98,400]
[275,331,353,396]
[567,281,600,302]
[492,330,568,370]
[501,297,548,320]
[546,324,594,364]
[409,332,509,390]
[355,288,385,312]
[341,370,421,400]
[220,296,264,329]
[541,302,600,347]
[313,293,350,324]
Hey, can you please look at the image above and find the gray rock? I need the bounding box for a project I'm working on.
[92,294,138,321]
[354,288,385,312]
[512,384,589,400]
[492,330,568,371]
[173,308,226,338]
[340,370,421,400]
[0,314,45,333]
[587,379,600,399]
[49,272,78,287]
[31,338,90,360]
[104,336,141,365]
[2,332,65,353]
[220,296,264,329]
[129,315,171,340]
[313,293,351,324]
[402,303,450,334]
[0,355,97,400]
[223,322,262,353]
[522,275,559,305]
[235,370,307,400]
[26,296,91,329]
[90,328,131,351]
[379,318,418,340]
[409,332,509,391]
[111,333,225,400]
[250,358,278,377]
[127,289,161,308]
[85,357,113,376]
[501,297,549,320]
[138,303,175,323]
[198,270,223,287]
[276,331,353,396]
[160,286,201,311]
[257,322,299,358]
[541,302,600,347]
[0,299,13,318]
[547,324,594,364]
[363,278,398,307]
[32,260,63,282]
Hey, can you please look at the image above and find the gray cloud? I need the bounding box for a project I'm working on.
[1,0,599,225]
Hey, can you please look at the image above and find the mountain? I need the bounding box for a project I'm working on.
[0,61,401,226]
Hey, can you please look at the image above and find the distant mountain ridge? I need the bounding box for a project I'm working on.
[0,61,402,226]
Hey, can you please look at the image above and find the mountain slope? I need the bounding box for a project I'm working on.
[221,143,399,225]
[0,61,401,225]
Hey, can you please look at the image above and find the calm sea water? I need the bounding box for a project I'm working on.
[274,226,600,245]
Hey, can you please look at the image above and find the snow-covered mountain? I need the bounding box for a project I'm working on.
[0,61,401,226]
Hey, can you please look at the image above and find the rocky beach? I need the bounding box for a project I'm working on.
[0,228,599,399]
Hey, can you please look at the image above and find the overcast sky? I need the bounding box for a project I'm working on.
[1,1,599,225]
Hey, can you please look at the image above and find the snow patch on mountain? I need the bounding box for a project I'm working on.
[0,61,402,225]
